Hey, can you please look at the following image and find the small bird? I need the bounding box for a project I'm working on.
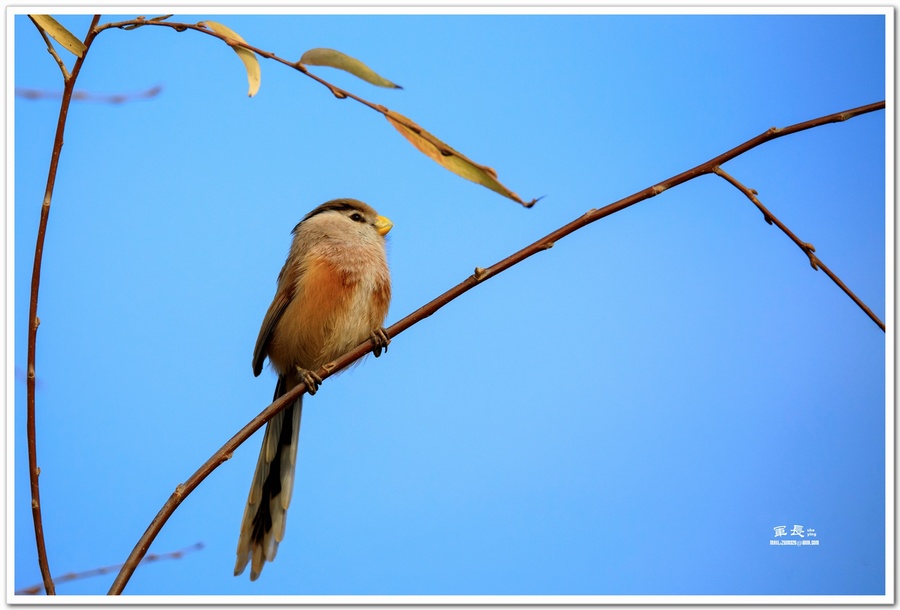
[234,198,393,581]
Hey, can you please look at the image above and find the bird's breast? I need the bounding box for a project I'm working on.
[269,247,390,371]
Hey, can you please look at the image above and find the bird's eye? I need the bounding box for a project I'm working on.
[349,212,364,222]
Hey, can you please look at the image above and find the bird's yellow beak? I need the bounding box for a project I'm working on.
[375,215,393,237]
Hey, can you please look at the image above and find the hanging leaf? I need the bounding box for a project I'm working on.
[202,21,261,97]
[299,48,401,89]
[384,110,533,206]
[29,15,86,57]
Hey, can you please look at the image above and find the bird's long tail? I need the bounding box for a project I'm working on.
[234,375,302,580]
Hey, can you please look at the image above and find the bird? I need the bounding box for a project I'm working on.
[234,198,393,581]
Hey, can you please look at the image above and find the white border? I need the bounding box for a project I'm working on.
[6,4,894,605]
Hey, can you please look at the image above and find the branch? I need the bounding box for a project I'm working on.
[713,167,884,331]
[16,85,162,103]
[92,17,389,112]
[15,542,203,595]
[92,16,535,207]
[108,99,885,594]
[26,14,102,596]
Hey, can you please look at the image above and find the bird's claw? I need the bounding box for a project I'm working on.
[370,328,391,358]
[295,367,323,395]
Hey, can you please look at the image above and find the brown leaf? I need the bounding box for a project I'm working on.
[300,48,400,89]
[30,15,86,57]
[384,110,533,206]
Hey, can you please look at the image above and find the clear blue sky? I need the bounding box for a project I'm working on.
[12,9,889,599]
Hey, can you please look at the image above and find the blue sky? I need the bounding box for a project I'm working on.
[11,9,890,599]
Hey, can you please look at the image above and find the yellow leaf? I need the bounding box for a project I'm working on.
[29,15,86,57]
[202,20,261,97]
[384,110,532,206]
[299,48,400,89]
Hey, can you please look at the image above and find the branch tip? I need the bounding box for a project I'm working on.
[715,165,882,327]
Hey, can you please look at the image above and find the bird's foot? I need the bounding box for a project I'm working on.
[370,328,391,358]
[295,367,324,395]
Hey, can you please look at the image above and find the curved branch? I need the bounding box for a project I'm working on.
[108,99,885,594]
[93,17,386,111]
[92,17,535,206]
[26,14,103,596]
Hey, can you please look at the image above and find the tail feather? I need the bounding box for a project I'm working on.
[281,402,302,510]
[264,408,284,462]
[234,376,303,580]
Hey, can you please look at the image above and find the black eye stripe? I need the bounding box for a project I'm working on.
[293,198,374,233]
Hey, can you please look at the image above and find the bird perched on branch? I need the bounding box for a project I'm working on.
[235,198,393,581]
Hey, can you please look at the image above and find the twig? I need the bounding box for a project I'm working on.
[107,99,885,594]
[26,14,102,596]
[714,167,884,331]
[28,16,69,79]
[93,17,383,111]
[16,85,163,103]
[15,542,203,595]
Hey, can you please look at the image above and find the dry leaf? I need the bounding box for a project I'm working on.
[385,110,532,206]
[203,20,261,97]
[299,48,400,89]
[30,15,86,57]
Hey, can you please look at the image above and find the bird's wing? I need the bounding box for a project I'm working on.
[252,264,298,377]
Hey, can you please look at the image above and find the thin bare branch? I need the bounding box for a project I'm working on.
[108,386,308,593]
[15,542,203,595]
[16,85,162,103]
[28,16,69,80]
[26,14,103,596]
[714,167,884,331]
[107,99,885,594]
